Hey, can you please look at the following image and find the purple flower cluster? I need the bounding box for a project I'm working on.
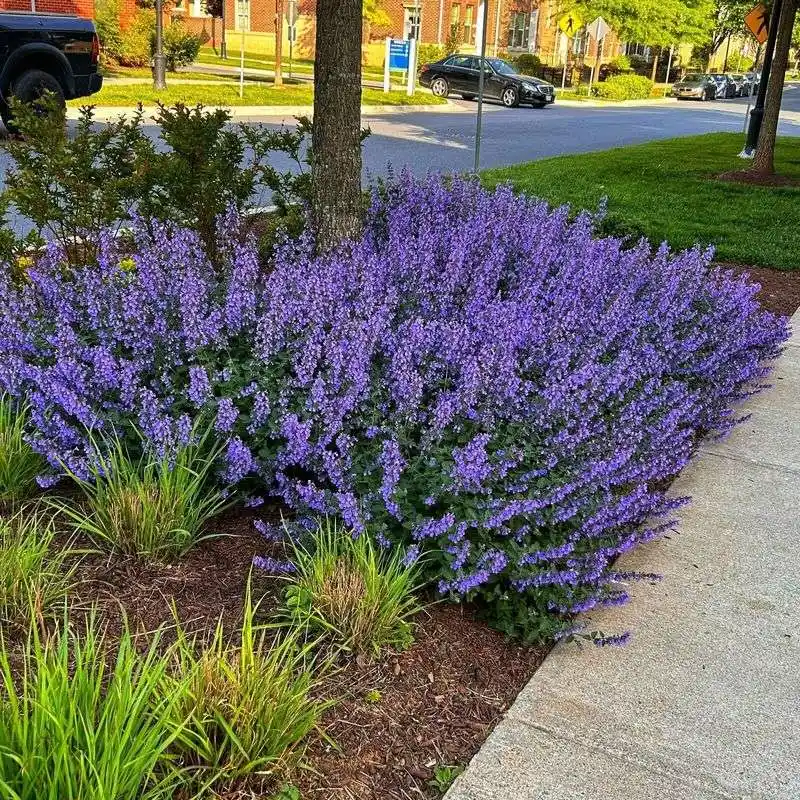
[0,174,788,640]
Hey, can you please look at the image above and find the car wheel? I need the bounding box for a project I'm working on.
[461,93,476,100]
[430,77,449,98]
[501,86,519,108]
[12,69,65,109]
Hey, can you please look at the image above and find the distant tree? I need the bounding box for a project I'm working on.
[311,0,364,250]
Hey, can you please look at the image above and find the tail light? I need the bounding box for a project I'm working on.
[91,33,100,64]
[420,64,429,73]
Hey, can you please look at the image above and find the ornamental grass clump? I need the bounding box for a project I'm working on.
[0,173,789,641]
[170,588,325,790]
[278,517,421,657]
[0,618,189,800]
[56,426,229,561]
[0,394,43,503]
[0,512,77,632]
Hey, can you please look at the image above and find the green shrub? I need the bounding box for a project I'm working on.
[514,53,542,75]
[0,513,76,632]
[95,0,125,63]
[171,588,325,789]
[0,395,43,503]
[605,54,631,74]
[280,518,421,658]
[56,426,229,561]
[161,21,204,71]
[120,8,156,67]
[417,43,446,68]
[445,23,463,55]
[595,73,654,100]
[0,618,189,799]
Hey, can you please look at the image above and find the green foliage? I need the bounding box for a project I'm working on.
[417,43,446,67]
[0,618,189,799]
[0,513,77,632]
[281,518,422,658]
[428,764,464,794]
[514,53,542,74]
[170,587,325,789]
[271,786,302,800]
[120,8,156,67]
[606,54,632,74]
[364,688,382,704]
[161,21,204,71]
[95,0,125,63]
[0,396,43,503]
[0,100,316,267]
[55,425,229,561]
[595,73,654,100]
[445,23,463,55]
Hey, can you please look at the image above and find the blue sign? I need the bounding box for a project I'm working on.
[388,39,410,71]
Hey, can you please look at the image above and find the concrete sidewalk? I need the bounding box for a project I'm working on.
[447,311,800,800]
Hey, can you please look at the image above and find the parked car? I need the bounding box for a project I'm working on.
[728,73,749,96]
[0,11,102,131]
[672,73,718,101]
[708,72,738,98]
[419,55,556,108]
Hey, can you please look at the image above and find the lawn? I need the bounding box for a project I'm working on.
[197,47,386,81]
[101,65,229,81]
[69,82,445,107]
[482,133,800,270]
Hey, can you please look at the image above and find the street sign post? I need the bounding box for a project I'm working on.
[287,0,297,78]
[384,38,413,93]
[585,16,610,91]
[745,3,769,44]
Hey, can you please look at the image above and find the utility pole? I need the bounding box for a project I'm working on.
[473,0,490,173]
[153,0,167,90]
[275,0,284,86]
[741,0,783,157]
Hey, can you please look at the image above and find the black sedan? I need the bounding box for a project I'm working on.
[419,55,556,108]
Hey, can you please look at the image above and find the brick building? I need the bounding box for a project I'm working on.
[1,0,625,70]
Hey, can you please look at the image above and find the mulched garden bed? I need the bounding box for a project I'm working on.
[722,264,800,317]
[62,509,547,800]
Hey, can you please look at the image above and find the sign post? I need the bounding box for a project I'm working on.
[385,38,411,93]
[585,16,610,92]
[287,0,297,79]
[406,38,417,97]
[237,0,249,98]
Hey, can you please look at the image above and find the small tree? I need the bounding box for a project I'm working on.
[311,0,364,250]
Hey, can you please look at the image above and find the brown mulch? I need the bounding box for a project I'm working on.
[721,263,800,317]
[717,169,800,187]
[58,511,547,800]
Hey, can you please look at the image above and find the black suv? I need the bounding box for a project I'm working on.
[420,55,556,108]
[0,11,103,130]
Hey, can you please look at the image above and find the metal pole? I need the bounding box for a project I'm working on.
[239,3,246,98]
[473,0,490,173]
[741,0,782,157]
[153,0,167,90]
[274,0,283,86]
[743,44,762,133]
[664,43,674,95]
[437,0,444,44]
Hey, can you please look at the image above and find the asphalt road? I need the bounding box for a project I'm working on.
[356,86,800,177]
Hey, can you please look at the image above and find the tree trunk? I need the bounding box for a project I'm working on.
[650,50,659,82]
[752,0,797,174]
[311,0,364,251]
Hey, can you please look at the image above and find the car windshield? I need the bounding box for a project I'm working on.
[731,74,744,79]
[682,74,704,82]
[487,58,517,75]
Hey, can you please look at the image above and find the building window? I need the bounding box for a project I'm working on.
[624,42,651,58]
[190,0,207,16]
[572,26,588,55]
[234,0,250,31]
[404,5,421,39]
[507,11,530,49]
[464,4,475,45]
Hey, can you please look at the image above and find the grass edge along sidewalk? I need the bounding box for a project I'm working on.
[67,83,446,108]
[482,133,800,271]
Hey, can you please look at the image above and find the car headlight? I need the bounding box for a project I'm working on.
[522,82,542,93]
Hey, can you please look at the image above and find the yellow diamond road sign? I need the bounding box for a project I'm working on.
[558,10,583,37]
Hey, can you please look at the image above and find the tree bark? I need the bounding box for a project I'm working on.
[650,49,659,82]
[311,0,364,251]
[752,0,798,174]
[274,0,284,86]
